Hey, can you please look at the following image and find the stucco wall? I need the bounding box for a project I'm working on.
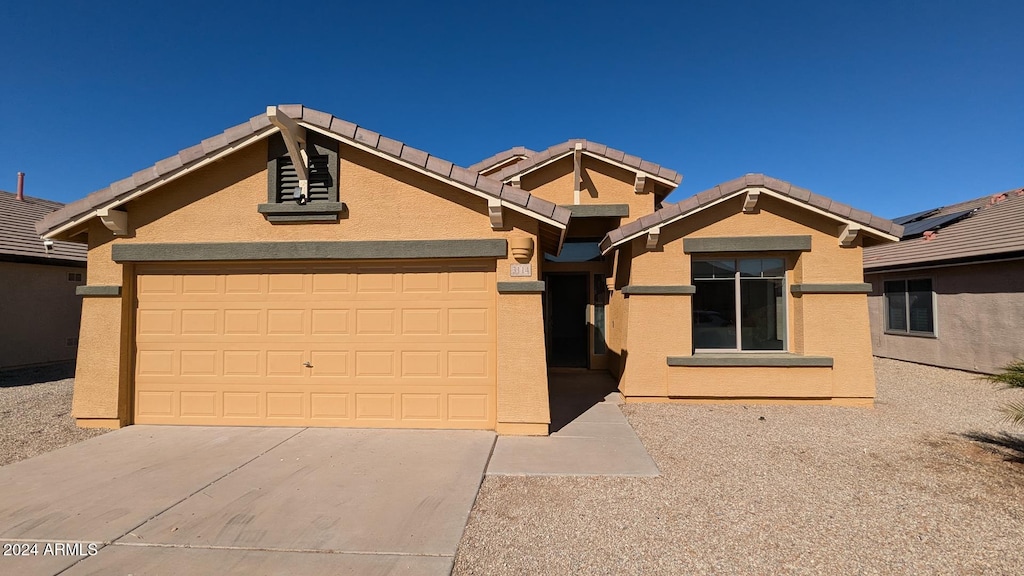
[522,156,657,217]
[0,261,83,369]
[73,139,551,431]
[616,194,877,404]
[866,259,1024,374]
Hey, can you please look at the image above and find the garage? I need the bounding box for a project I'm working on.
[133,261,497,429]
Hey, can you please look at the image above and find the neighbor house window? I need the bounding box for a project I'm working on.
[692,258,786,351]
[884,279,934,335]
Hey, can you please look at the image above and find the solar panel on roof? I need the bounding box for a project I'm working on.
[900,209,976,238]
[892,208,941,225]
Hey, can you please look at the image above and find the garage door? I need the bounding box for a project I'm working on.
[133,261,496,429]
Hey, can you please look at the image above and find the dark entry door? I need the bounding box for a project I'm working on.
[546,274,589,367]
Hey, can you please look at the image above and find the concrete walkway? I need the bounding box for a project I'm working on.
[486,373,660,476]
[0,426,495,576]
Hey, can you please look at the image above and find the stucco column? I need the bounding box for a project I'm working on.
[495,291,550,435]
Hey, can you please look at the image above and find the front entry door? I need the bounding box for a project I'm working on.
[545,273,589,368]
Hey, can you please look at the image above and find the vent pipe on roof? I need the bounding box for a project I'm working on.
[16,172,25,201]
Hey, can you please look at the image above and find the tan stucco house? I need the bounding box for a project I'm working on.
[38,105,901,433]
[864,187,1024,374]
[1,186,86,373]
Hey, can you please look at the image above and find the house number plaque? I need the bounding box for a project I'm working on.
[510,263,532,277]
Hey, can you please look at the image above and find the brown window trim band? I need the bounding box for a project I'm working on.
[562,204,630,218]
[111,239,508,262]
[75,285,122,297]
[622,285,696,295]
[497,281,545,293]
[667,353,834,367]
[683,235,812,253]
[790,283,872,295]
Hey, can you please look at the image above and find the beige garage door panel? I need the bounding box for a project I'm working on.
[134,262,496,429]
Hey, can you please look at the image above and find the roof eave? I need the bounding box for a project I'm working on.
[601,185,901,255]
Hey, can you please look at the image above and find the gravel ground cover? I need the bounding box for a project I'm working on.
[454,358,1024,575]
[0,365,108,467]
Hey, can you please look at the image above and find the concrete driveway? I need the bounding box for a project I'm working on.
[0,426,495,576]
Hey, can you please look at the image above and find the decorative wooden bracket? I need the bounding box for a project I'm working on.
[634,174,647,195]
[646,226,661,250]
[510,175,522,188]
[742,189,760,213]
[267,106,309,195]
[573,143,583,203]
[839,223,861,247]
[488,198,503,229]
[97,208,129,236]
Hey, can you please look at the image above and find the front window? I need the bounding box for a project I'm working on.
[884,279,934,335]
[693,258,786,351]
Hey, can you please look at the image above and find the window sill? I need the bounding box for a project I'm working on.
[667,353,834,367]
[258,202,346,223]
[884,330,937,339]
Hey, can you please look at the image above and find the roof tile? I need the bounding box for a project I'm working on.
[278,104,303,118]
[154,155,184,176]
[788,185,812,202]
[178,143,206,165]
[223,121,253,144]
[696,186,723,205]
[425,156,454,178]
[132,167,159,187]
[109,177,136,196]
[583,141,607,155]
[604,147,626,162]
[763,176,791,195]
[449,166,479,188]
[849,208,873,226]
[249,114,271,131]
[302,108,333,129]
[744,173,765,187]
[676,195,700,214]
[718,177,746,195]
[869,215,891,232]
[551,205,572,225]
[329,117,357,139]
[200,132,229,154]
[499,185,530,207]
[621,153,642,168]
[658,202,684,220]
[829,200,853,218]
[658,166,678,181]
[354,127,380,148]
[607,229,624,244]
[376,135,404,157]
[619,219,644,237]
[639,159,659,174]
[400,146,429,168]
[475,176,503,196]
[639,213,660,229]
[807,193,832,211]
[526,195,557,218]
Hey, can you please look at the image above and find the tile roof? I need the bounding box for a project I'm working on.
[467,146,535,174]
[487,139,683,186]
[0,191,86,263]
[600,174,904,253]
[37,105,572,237]
[863,187,1024,271]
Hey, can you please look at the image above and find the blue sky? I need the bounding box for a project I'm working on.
[1,1,1020,218]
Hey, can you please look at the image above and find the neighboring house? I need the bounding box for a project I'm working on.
[37,105,900,433]
[864,188,1024,374]
[0,188,86,371]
